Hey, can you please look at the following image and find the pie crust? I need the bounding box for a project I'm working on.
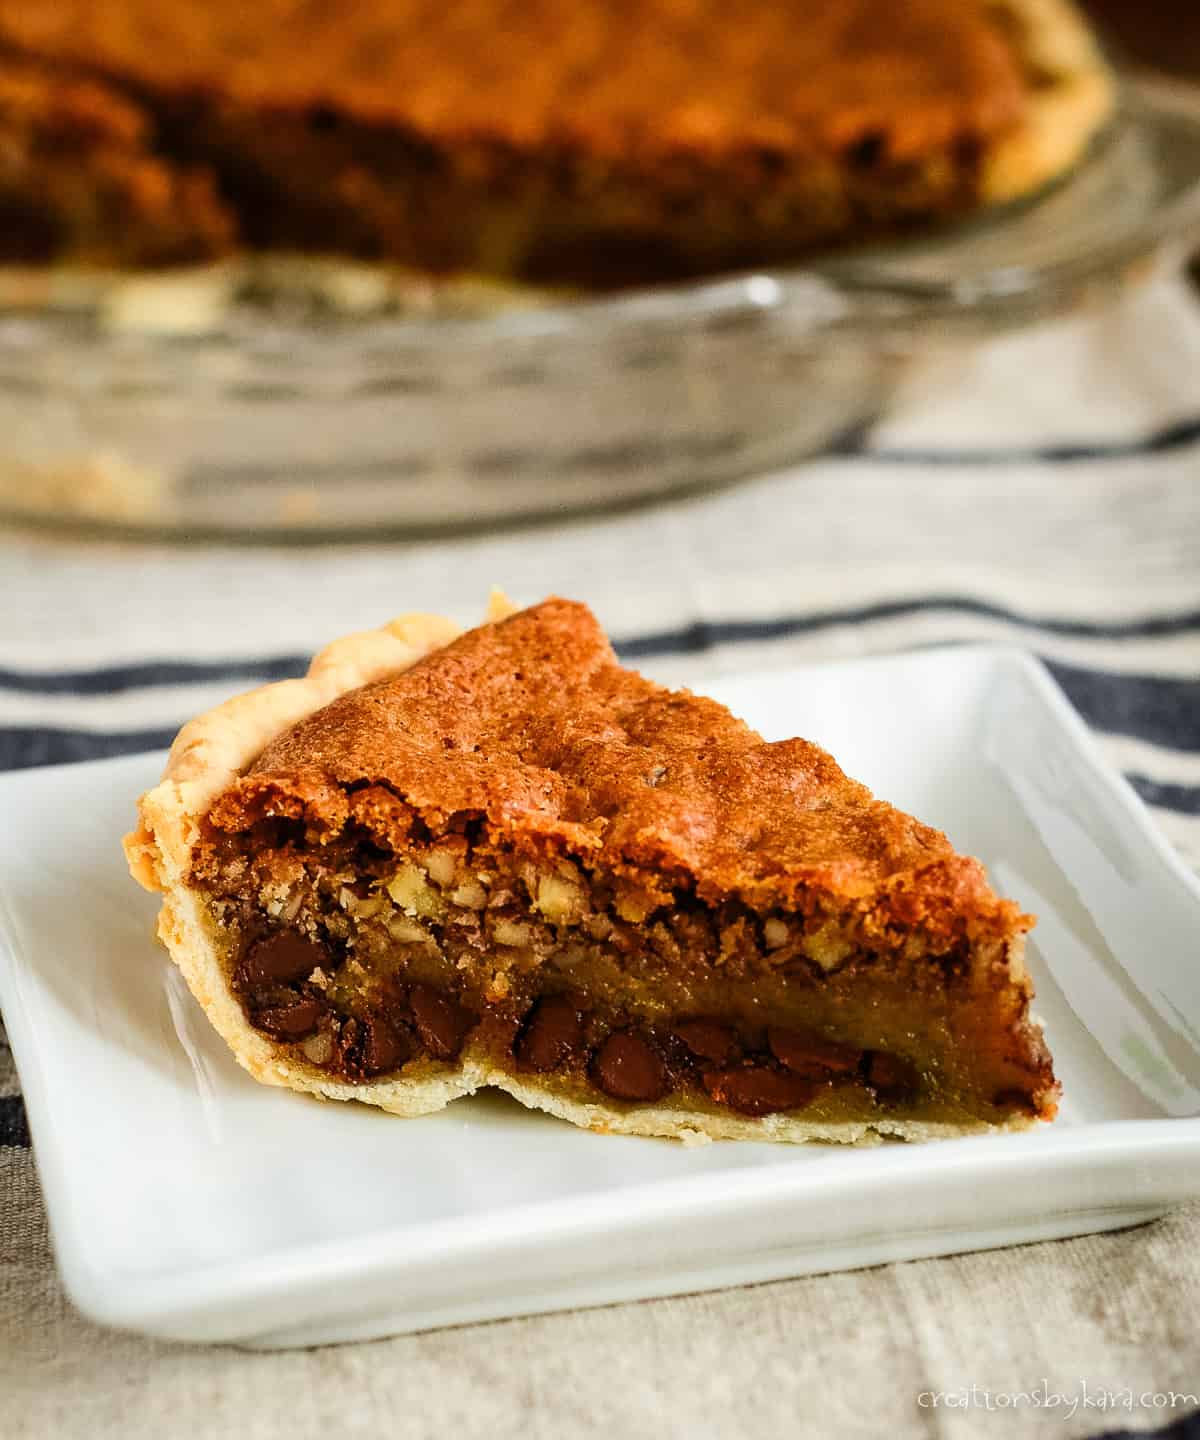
[981,0,1115,205]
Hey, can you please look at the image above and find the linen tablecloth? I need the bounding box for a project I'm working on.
[2,267,1199,1440]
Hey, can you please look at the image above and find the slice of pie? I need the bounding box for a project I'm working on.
[126,596,1058,1144]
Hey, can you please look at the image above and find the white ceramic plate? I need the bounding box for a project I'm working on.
[1,647,1198,1349]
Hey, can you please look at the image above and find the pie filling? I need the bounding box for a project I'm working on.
[193,794,1054,1126]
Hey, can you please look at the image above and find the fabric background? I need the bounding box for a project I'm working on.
[1,266,1199,1439]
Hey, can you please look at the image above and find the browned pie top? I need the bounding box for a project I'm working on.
[0,0,1027,161]
[213,599,1026,938]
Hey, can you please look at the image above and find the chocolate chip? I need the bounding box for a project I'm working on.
[360,1016,410,1076]
[252,997,324,1040]
[674,1019,737,1066]
[238,931,328,991]
[864,1051,919,1100]
[515,994,584,1072]
[409,984,473,1061]
[334,1018,361,1074]
[768,1026,862,1077]
[702,1066,822,1116]
[338,1015,410,1079]
[591,1030,669,1102]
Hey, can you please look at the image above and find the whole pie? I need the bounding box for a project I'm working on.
[125,596,1058,1144]
[1,0,1111,284]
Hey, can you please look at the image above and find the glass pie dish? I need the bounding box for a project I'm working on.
[0,75,1197,540]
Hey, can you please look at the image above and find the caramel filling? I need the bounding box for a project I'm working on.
[194,807,1053,1125]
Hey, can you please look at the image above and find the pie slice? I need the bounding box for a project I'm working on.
[126,596,1058,1144]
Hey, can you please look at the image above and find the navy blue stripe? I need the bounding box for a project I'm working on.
[0,655,307,696]
[1092,1412,1200,1440]
[839,413,1200,465]
[0,725,177,771]
[1127,775,1200,816]
[614,599,1200,659]
[0,1095,29,1149]
[1,598,1199,697]
[1043,662,1200,755]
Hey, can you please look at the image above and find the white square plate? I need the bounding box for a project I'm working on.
[1,647,1199,1349]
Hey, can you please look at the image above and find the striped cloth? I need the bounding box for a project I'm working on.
[1,266,1199,1440]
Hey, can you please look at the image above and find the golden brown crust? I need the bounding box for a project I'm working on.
[0,1,1037,154]
[233,598,1030,948]
[124,610,470,893]
[128,591,522,892]
[980,0,1115,203]
[0,0,1110,164]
